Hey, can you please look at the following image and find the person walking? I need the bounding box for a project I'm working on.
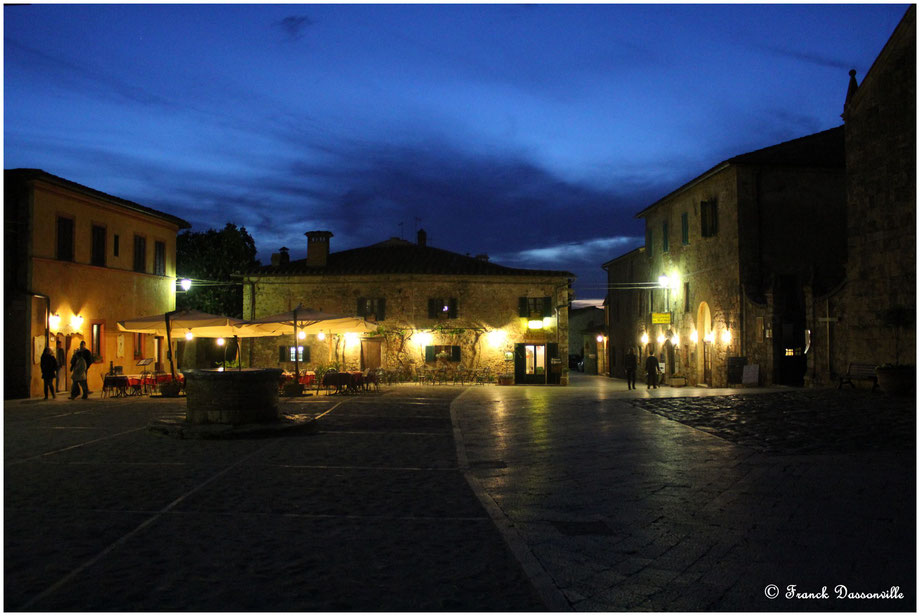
[70,341,94,398]
[645,352,660,390]
[55,340,65,393]
[40,347,58,399]
[70,352,89,399]
[624,347,638,390]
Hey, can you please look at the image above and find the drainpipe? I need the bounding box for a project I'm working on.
[248,279,257,369]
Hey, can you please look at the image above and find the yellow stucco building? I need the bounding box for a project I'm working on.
[4,169,190,399]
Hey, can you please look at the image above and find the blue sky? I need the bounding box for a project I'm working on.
[4,3,909,299]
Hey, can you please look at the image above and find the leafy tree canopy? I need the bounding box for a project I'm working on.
[176,223,260,318]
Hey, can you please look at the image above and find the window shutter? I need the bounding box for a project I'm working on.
[303,346,311,362]
[357,298,366,316]
[451,345,461,362]
[542,296,552,318]
[518,297,528,317]
[377,298,386,321]
[428,299,438,319]
[425,346,436,362]
[279,346,286,362]
[448,298,458,319]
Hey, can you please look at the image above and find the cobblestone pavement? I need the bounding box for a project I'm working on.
[451,375,915,611]
[4,389,544,611]
[629,389,916,454]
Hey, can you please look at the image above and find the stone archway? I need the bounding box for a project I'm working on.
[696,302,713,386]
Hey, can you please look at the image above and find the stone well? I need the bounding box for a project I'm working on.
[183,368,283,425]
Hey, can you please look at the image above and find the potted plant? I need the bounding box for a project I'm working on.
[876,305,915,395]
[159,379,182,398]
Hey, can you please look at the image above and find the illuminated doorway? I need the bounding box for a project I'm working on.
[514,343,560,384]
[696,302,713,386]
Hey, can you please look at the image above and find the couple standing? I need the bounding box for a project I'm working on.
[624,348,661,390]
[40,340,93,399]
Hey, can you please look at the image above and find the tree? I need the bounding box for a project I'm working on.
[176,223,260,318]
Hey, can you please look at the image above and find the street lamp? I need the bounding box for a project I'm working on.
[179,278,192,292]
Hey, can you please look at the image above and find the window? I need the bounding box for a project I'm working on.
[681,213,689,245]
[425,345,460,362]
[90,322,103,362]
[56,216,74,261]
[133,333,144,359]
[662,221,669,253]
[700,199,718,237]
[133,235,147,273]
[154,241,166,276]
[279,346,311,362]
[518,296,552,319]
[684,282,691,313]
[428,298,458,319]
[91,225,106,266]
[646,228,653,258]
[356,297,386,321]
[114,234,120,257]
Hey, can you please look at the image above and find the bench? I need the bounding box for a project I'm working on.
[838,363,878,391]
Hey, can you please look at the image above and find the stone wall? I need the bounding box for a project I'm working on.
[242,273,570,382]
[836,7,916,371]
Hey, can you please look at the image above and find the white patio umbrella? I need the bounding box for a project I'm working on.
[117,309,274,377]
[238,305,377,377]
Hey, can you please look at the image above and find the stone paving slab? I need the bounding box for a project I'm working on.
[4,387,545,612]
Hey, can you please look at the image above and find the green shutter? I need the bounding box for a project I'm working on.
[356,298,366,316]
[377,298,386,321]
[451,345,461,362]
[428,299,438,318]
[518,297,528,317]
[303,346,311,363]
[279,346,286,362]
[542,296,552,318]
[448,298,458,319]
[425,346,436,362]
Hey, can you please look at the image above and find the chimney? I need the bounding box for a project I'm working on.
[271,246,290,267]
[305,231,333,267]
[417,228,427,247]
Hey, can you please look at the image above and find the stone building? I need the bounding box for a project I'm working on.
[602,246,649,380]
[823,6,915,377]
[4,169,189,398]
[241,230,574,384]
[606,127,847,388]
[568,305,605,374]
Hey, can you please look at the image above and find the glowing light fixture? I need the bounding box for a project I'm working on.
[185,332,194,341]
[216,338,225,346]
[657,334,666,345]
[486,329,506,347]
[49,313,61,331]
[671,334,680,346]
[297,330,306,340]
[640,332,649,345]
[317,331,326,341]
[658,275,670,288]
[70,314,84,331]
[690,330,699,344]
[416,331,433,347]
[543,316,553,329]
[720,329,732,345]
[528,319,544,330]
[217,366,225,372]
[704,331,716,344]
[344,332,360,346]
[180,278,192,291]
[596,335,604,343]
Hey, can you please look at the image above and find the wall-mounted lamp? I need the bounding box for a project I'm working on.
[640,332,649,345]
[49,313,61,331]
[317,331,326,341]
[720,329,732,345]
[671,334,680,347]
[297,330,306,340]
[486,329,506,347]
[70,314,84,331]
[596,335,604,343]
[656,334,666,345]
[690,330,699,344]
[528,319,544,330]
[216,338,225,346]
[185,332,194,341]
[344,332,360,346]
[704,331,716,344]
[179,279,192,291]
[416,331,433,347]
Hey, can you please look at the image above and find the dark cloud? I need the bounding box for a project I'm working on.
[759,44,853,71]
[274,15,314,41]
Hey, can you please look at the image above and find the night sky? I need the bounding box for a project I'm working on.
[4,3,908,301]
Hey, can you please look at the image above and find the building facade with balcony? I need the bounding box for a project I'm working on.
[241,230,574,384]
[607,127,847,388]
[4,169,190,398]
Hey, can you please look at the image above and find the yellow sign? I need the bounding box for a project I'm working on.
[652,312,671,324]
